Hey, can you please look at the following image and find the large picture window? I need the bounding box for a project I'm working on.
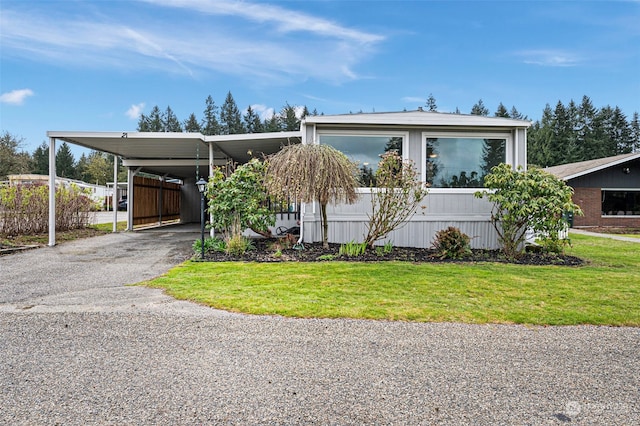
[319,133,405,186]
[424,136,506,188]
[602,190,640,216]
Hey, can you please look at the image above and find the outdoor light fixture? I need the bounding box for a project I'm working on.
[196,177,207,260]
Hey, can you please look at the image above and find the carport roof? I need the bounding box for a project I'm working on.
[46,130,302,179]
[46,131,209,160]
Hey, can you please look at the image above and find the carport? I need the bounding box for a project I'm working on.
[45,130,301,246]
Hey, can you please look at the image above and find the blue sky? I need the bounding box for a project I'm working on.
[1,0,639,157]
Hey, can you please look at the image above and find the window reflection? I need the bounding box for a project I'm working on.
[320,135,403,186]
[426,137,506,188]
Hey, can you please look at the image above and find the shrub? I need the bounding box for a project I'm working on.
[432,227,472,260]
[0,183,92,235]
[475,164,582,259]
[207,159,275,238]
[364,151,428,248]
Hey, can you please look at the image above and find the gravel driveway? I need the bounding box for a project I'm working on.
[1,227,638,424]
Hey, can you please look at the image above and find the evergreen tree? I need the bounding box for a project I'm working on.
[76,153,89,182]
[138,106,164,132]
[220,91,245,134]
[31,141,50,174]
[300,106,310,120]
[612,107,633,154]
[576,95,598,160]
[183,113,202,133]
[494,102,510,118]
[425,93,438,112]
[527,104,555,167]
[630,112,640,152]
[0,131,32,179]
[163,106,182,132]
[509,106,527,120]
[311,108,319,116]
[55,142,76,178]
[481,139,506,177]
[279,103,300,131]
[201,95,221,135]
[263,114,281,132]
[243,105,263,133]
[470,99,489,116]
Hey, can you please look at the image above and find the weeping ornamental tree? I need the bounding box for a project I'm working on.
[265,144,360,249]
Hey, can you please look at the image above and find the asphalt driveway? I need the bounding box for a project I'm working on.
[1,227,638,424]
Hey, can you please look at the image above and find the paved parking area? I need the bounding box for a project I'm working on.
[1,227,638,424]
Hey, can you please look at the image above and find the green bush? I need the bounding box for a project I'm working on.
[432,227,472,260]
[475,164,582,259]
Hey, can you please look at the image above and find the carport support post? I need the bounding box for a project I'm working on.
[113,155,118,233]
[127,167,135,231]
[48,137,56,246]
[208,141,215,238]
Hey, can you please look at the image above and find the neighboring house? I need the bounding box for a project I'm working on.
[46,110,531,248]
[7,174,112,206]
[545,153,640,228]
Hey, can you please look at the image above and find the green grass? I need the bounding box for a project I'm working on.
[143,234,640,326]
[90,221,127,232]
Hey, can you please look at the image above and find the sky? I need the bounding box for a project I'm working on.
[1,0,639,158]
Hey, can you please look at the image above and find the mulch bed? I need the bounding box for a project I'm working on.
[201,239,584,266]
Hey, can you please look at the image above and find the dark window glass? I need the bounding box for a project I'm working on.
[426,137,506,188]
[602,191,640,215]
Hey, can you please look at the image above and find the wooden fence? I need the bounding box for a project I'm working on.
[133,176,181,226]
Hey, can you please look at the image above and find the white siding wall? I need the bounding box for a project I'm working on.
[300,122,528,249]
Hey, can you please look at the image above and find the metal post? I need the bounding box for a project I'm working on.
[48,137,56,246]
[113,155,118,233]
[200,190,205,260]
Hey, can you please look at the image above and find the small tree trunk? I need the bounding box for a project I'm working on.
[321,203,329,249]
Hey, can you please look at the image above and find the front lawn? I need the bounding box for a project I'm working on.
[142,234,640,326]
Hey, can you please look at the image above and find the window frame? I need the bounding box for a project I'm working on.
[421,131,513,192]
[317,129,410,189]
[601,188,640,217]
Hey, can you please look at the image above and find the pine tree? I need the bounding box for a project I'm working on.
[630,112,640,152]
[243,105,263,133]
[263,114,281,132]
[470,99,489,116]
[139,106,164,132]
[527,104,555,167]
[425,93,438,112]
[279,103,300,131]
[163,106,182,132]
[576,96,598,160]
[300,106,310,120]
[31,141,50,174]
[183,113,202,133]
[494,102,510,118]
[220,91,245,134]
[201,95,221,135]
[55,142,76,178]
[509,106,527,120]
[612,107,633,154]
[76,153,89,182]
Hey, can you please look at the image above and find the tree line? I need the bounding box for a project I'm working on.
[2,92,638,183]
[137,91,318,134]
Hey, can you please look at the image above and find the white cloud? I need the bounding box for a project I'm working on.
[249,104,275,120]
[0,2,384,84]
[515,49,582,67]
[126,102,146,119]
[0,88,34,105]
